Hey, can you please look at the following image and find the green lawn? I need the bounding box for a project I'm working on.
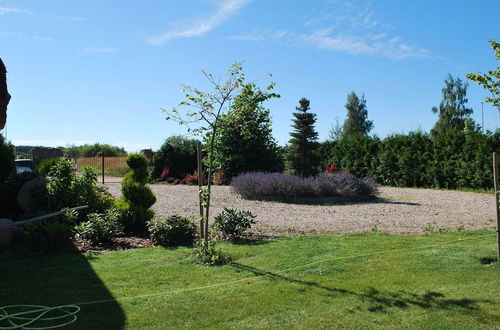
[1,231,499,329]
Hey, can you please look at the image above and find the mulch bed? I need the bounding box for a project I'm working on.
[73,236,153,253]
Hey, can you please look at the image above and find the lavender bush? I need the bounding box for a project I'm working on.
[231,172,379,200]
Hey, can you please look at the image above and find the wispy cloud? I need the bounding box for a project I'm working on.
[0,7,32,15]
[0,31,52,41]
[52,15,86,22]
[229,0,433,60]
[298,28,432,60]
[81,47,117,55]
[146,0,252,46]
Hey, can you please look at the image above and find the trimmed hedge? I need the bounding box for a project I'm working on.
[319,130,500,190]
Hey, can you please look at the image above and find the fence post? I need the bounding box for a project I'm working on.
[101,155,105,184]
[493,152,500,261]
[197,142,204,239]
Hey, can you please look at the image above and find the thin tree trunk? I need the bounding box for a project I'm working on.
[197,142,204,239]
[204,125,217,241]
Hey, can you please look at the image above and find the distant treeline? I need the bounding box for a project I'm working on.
[14,143,127,159]
[63,143,127,157]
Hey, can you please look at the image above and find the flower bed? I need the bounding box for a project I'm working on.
[231,171,379,200]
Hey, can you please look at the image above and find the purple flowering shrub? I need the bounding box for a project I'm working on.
[231,172,379,200]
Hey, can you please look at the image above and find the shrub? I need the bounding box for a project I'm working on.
[36,157,61,176]
[180,170,207,185]
[148,215,197,247]
[21,220,73,253]
[47,158,115,218]
[191,239,231,265]
[117,153,156,233]
[75,208,123,244]
[213,208,256,240]
[231,171,378,200]
[152,136,198,180]
[0,134,15,182]
[319,130,500,190]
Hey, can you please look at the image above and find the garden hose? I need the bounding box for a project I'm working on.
[0,305,80,329]
[0,235,489,329]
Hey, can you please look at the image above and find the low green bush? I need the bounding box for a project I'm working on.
[47,159,115,219]
[191,239,231,265]
[36,157,61,176]
[21,221,73,253]
[75,208,123,244]
[148,215,197,247]
[213,208,256,240]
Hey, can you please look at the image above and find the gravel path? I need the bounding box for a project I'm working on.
[105,184,496,235]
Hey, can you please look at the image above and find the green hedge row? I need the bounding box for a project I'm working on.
[319,130,500,190]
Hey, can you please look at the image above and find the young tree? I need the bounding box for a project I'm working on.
[165,63,245,248]
[0,58,11,130]
[210,82,282,181]
[342,92,373,137]
[466,40,500,116]
[328,117,344,141]
[287,98,320,177]
[431,74,473,136]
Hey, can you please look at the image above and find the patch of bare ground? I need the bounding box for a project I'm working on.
[105,184,496,236]
[73,236,153,253]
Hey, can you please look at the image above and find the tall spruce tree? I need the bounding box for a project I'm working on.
[342,92,373,137]
[431,74,473,136]
[287,98,320,177]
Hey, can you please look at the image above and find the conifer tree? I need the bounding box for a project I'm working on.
[287,98,320,177]
[342,92,373,137]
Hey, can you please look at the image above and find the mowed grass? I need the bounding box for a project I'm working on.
[1,231,499,329]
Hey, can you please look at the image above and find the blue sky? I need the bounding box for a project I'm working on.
[1,0,499,151]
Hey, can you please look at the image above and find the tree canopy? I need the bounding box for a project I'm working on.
[431,74,473,136]
[210,82,282,181]
[342,92,373,138]
[466,40,500,116]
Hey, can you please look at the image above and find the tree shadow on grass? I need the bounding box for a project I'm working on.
[229,262,497,322]
[0,252,125,329]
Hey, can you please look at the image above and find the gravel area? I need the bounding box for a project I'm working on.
[105,183,496,235]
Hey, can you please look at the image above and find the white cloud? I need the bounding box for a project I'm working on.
[81,47,117,55]
[229,0,433,60]
[298,29,432,60]
[0,7,32,15]
[146,0,252,45]
[0,31,52,41]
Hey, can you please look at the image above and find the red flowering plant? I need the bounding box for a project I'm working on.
[324,163,336,173]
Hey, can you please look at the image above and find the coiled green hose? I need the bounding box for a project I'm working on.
[0,305,80,329]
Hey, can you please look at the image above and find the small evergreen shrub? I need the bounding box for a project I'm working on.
[75,208,123,244]
[36,157,60,176]
[148,215,197,247]
[231,171,378,200]
[213,208,256,240]
[117,153,156,233]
